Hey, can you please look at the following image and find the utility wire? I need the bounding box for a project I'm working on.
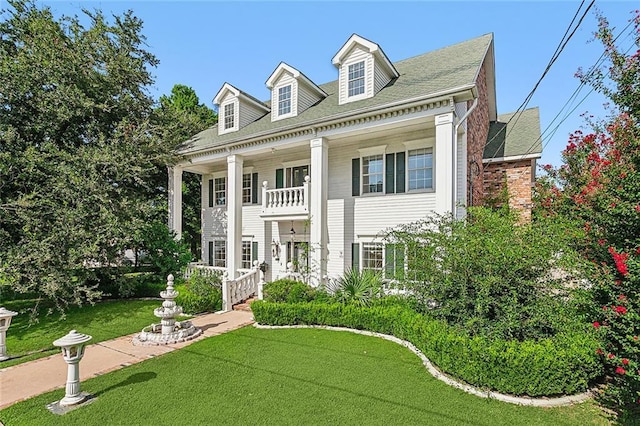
[484,0,594,159]
[519,16,636,160]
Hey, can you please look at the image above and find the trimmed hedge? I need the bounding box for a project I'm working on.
[251,300,603,397]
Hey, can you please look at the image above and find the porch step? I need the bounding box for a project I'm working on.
[232,297,257,312]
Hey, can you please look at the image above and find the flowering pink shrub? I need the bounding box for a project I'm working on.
[534,9,640,419]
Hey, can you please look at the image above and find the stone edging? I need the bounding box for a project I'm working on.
[254,323,594,407]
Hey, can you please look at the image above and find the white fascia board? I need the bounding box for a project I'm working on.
[482,153,541,164]
[213,83,240,106]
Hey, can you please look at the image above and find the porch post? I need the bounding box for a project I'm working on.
[434,112,455,215]
[263,220,273,283]
[167,165,183,240]
[309,137,328,287]
[226,155,243,279]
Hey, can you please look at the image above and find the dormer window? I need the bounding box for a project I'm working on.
[266,62,327,122]
[213,82,270,135]
[348,61,365,97]
[278,85,292,116]
[223,103,235,130]
[333,34,399,105]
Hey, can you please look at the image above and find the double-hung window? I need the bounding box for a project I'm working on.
[224,103,235,130]
[408,148,433,190]
[241,241,252,269]
[214,177,226,206]
[362,155,383,194]
[208,240,226,268]
[362,243,383,272]
[278,85,291,116]
[348,61,365,97]
[242,174,252,204]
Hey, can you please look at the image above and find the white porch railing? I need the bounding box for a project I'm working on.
[184,262,225,280]
[260,176,310,217]
[222,261,264,311]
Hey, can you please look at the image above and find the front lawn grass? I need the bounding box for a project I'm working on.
[1,327,610,425]
[1,299,163,368]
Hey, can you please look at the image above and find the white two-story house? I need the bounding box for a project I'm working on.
[168,33,542,288]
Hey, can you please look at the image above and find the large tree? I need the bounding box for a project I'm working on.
[0,1,176,306]
[156,84,217,259]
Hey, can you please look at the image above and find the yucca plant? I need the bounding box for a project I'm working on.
[327,269,383,306]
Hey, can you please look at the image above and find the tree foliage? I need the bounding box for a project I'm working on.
[0,1,176,306]
[388,207,589,341]
[155,84,217,259]
[535,10,640,419]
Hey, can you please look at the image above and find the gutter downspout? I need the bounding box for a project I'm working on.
[453,97,478,217]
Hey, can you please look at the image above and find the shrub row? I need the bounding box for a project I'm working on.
[251,300,602,397]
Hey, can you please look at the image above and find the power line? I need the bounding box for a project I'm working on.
[484,0,595,159]
[519,16,636,160]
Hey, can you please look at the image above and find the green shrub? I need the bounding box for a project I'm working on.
[387,207,591,341]
[251,300,602,397]
[263,279,318,303]
[326,269,383,306]
[175,270,222,314]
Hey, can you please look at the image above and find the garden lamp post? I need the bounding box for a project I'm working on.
[53,330,92,406]
[0,307,18,361]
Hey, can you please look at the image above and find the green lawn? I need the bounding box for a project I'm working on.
[1,299,163,368]
[0,327,611,425]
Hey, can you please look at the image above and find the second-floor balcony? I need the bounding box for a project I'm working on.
[260,175,310,220]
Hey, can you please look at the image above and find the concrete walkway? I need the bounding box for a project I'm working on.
[0,310,254,410]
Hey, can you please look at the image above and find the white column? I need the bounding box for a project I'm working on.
[263,220,273,283]
[168,166,183,240]
[435,113,455,215]
[309,137,328,287]
[226,155,243,279]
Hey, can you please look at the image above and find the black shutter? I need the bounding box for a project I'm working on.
[385,244,394,278]
[396,244,405,280]
[396,152,406,193]
[351,243,360,271]
[252,241,258,263]
[208,179,214,207]
[351,158,360,196]
[208,241,214,266]
[276,168,284,189]
[385,153,395,194]
[251,172,259,204]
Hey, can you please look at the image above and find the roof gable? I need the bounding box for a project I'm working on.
[332,34,399,78]
[484,107,542,161]
[266,62,327,97]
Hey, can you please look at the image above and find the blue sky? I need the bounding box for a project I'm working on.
[37,1,637,168]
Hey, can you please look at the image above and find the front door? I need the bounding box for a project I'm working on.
[287,241,309,272]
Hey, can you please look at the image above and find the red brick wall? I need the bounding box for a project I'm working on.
[482,160,535,221]
[466,59,490,207]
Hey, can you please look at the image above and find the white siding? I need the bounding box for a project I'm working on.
[239,101,267,129]
[338,46,374,105]
[373,58,392,93]
[270,72,298,121]
[218,94,239,135]
[327,199,346,279]
[353,193,436,236]
[298,82,322,114]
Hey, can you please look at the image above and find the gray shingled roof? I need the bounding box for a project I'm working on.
[483,107,542,160]
[178,33,494,155]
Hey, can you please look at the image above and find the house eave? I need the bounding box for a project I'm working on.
[178,84,476,158]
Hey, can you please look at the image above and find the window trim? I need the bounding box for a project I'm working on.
[223,102,235,130]
[209,239,227,268]
[407,148,434,192]
[358,145,387,196]
[213,176,226,206]
[347,60,366,98]
[277,84,292,117]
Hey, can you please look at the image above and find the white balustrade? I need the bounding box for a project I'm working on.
[184,262,225,280]
[261,176,310,217]
[222,261,262,311]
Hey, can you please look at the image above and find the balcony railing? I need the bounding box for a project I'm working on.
[260,176,310,218]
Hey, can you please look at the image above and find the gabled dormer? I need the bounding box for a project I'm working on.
[213,83,270,135]
[332,34,399,105]
[265,62,327,122]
